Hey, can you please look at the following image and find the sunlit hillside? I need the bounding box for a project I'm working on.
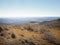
[0,18,60,45]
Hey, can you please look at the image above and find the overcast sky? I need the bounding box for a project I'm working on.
[0,0,60,18]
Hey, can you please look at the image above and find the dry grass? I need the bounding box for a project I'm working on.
[0,19,60,45]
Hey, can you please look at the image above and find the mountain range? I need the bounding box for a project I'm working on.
[0,17,60,24]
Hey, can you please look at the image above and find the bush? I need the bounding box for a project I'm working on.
[0,27,3,33]
[11,33,16,39]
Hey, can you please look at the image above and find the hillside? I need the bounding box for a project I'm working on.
[0,19,60,45]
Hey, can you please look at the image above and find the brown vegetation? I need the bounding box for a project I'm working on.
[0,19,60,45]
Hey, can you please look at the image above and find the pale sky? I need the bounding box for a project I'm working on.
[0,0,60,18]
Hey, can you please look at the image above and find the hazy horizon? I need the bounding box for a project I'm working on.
[0,17,60,24]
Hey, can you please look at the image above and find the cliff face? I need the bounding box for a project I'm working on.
[0,19,60,45]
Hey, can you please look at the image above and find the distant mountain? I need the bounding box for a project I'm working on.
[0,17,60,24]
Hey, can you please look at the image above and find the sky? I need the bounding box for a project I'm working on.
[0,0,60,18]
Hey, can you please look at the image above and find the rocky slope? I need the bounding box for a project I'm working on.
[0,19,60,45]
